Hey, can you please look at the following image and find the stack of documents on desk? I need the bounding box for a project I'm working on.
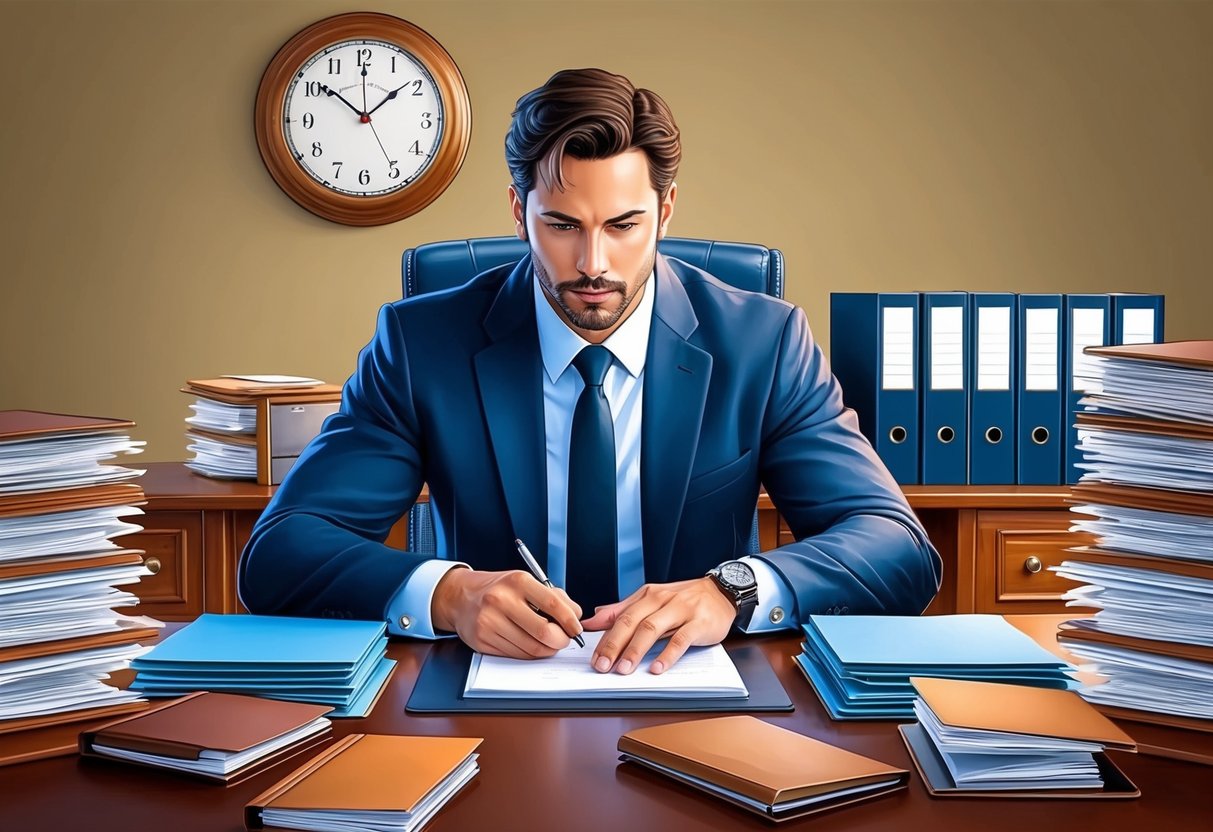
[183,376,340,484]
[899,676,1139,798]
[619,716,908,821]
[0,411,159,764]
[1055,341,1213,761]
[81,692,332,784]
[464,630,747,698]
[129,614,395,718]
[245,734,482,832]
[795,614,1075,720]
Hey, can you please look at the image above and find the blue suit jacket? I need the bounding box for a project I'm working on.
[238,254,942,621]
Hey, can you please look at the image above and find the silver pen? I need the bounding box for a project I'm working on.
[514,538,585,648]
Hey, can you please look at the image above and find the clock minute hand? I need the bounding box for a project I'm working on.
[367,81,411,117]
[320,84,365,119]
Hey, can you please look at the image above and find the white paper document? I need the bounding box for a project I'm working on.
[464,631,748,699]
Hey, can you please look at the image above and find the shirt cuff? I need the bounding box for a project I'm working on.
[386,559,468,638]
[737,555,797,633]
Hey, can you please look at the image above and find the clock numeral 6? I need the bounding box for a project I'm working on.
[359,169,371,186]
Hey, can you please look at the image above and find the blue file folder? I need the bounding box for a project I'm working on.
[920,292,969,484]
[1063,294,1111,485]
[967,293,1016,485]
[1110,293,1165,345]
[1016,294,1064,485]
[830,293,921,485]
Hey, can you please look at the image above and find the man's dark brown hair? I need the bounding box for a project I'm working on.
[505,68,681,206]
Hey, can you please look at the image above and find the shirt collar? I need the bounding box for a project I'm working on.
[533,267,655,384]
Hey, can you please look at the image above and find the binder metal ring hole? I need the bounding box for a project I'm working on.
[1031,426,1049,445]
[985,426,1002,444]
[936,426,955,444]
[889,426,908,444]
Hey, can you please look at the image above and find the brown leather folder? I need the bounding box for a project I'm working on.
[900,676,1139,799]
[0,410,136,441]
[1058,623,1213,665]
[617,715,908,822]
[184,378,342,402]
[0,482,146,518]
[81,692,333,784]
[1087,339,1213,368]
[1069,481,1213,517]
[1061,547,1213,580]
[1075,411,1213,441]
[245,733,483,829]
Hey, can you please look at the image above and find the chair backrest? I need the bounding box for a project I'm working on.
[401,236,784,300]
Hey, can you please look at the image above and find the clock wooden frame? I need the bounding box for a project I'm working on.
[254,12,471,226]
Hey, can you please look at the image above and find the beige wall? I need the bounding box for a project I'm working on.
[1,0,1210,462]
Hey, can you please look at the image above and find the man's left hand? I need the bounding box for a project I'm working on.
[579,577,736,675]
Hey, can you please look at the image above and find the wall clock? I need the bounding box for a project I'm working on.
[255,12,471,226]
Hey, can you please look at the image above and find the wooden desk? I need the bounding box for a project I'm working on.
[125,463,1079,621]
[1,634,1206,831]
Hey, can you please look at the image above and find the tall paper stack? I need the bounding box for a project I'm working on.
[1053,341,1213,765]
[0,410,162,766]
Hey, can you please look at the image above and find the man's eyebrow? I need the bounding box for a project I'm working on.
[539,209,648,225]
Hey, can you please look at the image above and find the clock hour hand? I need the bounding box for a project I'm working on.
[319,84,365,120]
[367,81,412,117]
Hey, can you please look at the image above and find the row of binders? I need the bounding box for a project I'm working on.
[830,291,1164,485]
[1053,340,1213,764]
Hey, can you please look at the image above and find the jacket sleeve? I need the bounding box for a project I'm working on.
[237,303,432,621]
[753,307,943,619]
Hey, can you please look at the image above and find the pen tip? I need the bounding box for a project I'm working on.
[514,538,523,547]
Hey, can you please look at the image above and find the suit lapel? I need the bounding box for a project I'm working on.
[473,256,549,571]
[641,256,712,583]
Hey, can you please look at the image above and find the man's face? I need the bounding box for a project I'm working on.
[510,150,676,344]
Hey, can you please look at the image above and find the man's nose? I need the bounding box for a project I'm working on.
[577,231,607,278]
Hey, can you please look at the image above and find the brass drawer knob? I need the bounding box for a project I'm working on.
[144,556,162,575]
[1024,555,1043,574]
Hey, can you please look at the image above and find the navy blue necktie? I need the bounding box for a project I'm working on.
[566,345,618,613]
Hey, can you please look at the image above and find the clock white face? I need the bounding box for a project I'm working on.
[283,39,445,197]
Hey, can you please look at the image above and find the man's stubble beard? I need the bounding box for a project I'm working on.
[533,245,656,332]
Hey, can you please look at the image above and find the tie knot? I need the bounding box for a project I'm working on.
[572,345,613,387]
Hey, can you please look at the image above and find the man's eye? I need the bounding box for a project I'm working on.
[547,223,576,231]
[610,223,637,232]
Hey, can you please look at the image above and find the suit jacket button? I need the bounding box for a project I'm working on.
[399,615,412,630]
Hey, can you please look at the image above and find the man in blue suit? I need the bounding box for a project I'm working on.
[239,68,941,675]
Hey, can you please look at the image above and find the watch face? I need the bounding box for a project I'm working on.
[720,561,756,590]
[283,39,444,197]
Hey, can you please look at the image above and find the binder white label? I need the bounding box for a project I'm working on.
[1120,308,1156,344]
[930,306,964,390]
[882,306,915,391]
[1071,307,1106,391]
[1024,308,1059,392]
[976,306,1011,391]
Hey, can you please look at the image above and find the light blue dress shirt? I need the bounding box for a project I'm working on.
[387,271,796,637]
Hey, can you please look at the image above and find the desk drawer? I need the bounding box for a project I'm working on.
[974,509,1086,613]
[113,510,205,620]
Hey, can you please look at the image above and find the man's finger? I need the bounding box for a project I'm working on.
[611,608,682,675]
[590,596,664,673]
[649,624,700,674]
[523,582,583,642]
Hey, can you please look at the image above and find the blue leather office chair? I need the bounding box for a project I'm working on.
[399,235,786,556]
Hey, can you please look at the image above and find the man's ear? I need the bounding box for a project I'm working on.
[657,182,677,240]
[508,185,527,241]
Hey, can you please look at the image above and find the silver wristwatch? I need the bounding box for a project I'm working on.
[707,560,759,629]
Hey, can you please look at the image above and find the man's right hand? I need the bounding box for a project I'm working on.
[431,568,583,659]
